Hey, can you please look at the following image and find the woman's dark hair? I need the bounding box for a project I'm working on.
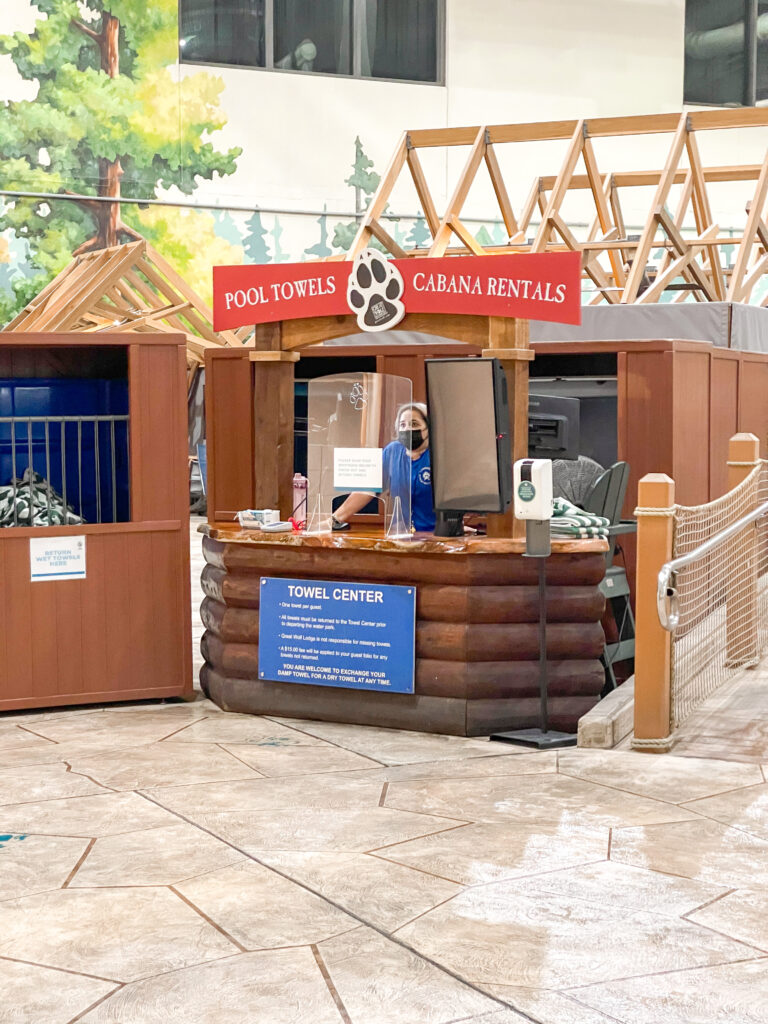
[394,402,429,436]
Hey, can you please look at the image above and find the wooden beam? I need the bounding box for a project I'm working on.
[449,216,487,255]
[658,208,717,301]
[582,138,626,288]
[405,141,440,237]
[739,252,768,301]
[637,223,720,304]
[539,165,763,191]
[405,109,768,150]
[367,218,408,258]
[484,141,519,238]
[518,178,541,235]
[429,126,488,257]
[350,133,409,258]
[728,153,768,300]
[686,131,726,300]
[531,120,585,253]
[550,211,618,303]
[622,113,689,302]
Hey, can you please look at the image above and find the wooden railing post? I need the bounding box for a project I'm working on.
[632,474,675,752]
[726,432,761,666]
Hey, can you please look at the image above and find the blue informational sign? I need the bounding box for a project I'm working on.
[258,577,416,693]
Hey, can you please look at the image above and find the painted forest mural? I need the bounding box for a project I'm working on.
[0,2,509,324]
[0,0,249,319]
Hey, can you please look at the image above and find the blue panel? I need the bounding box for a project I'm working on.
[258,577,416,693]
[0,379,130,523]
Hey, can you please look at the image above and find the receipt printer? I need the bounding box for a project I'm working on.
[513,459,553,521]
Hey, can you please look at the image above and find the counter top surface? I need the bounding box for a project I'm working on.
[202,523,608,555]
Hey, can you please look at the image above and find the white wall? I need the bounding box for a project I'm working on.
[193,0,691,221]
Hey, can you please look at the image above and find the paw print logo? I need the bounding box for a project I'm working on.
[347,249,406,332]
[350,381,367,411]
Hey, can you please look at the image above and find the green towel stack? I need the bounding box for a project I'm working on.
[550,497,609,540]
[0,468,85,528]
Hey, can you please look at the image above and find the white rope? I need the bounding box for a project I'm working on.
[634,737,675,753]
[634,506,676,517]
[668,458,768,729]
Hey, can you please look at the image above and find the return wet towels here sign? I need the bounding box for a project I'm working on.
[258,577,416,693]
[30,536,86,581]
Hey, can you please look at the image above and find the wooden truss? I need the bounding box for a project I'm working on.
[350,109,768,306]
[2,239,249,371]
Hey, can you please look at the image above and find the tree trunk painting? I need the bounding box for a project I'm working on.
[71,13,140,254]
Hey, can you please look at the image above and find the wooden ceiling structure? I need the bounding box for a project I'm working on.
[2,239,248,374]
[349,109,768,307]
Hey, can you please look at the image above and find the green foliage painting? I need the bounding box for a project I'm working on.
[0,0,242,319]
[332,136,381,253]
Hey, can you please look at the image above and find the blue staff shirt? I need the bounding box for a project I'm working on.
[382,442,435,532]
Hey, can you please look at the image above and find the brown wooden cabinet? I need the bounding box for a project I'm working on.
[0,333,192,710]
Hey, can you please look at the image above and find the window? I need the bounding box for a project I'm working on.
[179,0,444,83]
[274,1,352,75]
[684,0,768,106]
[180,1,265,67]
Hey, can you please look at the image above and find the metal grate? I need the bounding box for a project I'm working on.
[0,415,130,527]
[664,460,768,728]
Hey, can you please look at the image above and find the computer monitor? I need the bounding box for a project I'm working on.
[425,359,513,530]
[528,394,580,460]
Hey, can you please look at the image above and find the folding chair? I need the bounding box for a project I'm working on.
[582,462,636,693]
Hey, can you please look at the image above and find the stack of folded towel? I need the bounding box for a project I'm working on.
[550,497,609,540]
[0,469,85,527]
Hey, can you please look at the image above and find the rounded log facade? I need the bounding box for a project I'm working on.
[199,528,608,736]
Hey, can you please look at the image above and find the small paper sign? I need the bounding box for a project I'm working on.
[30,536,87,582]
[333,448,383,492]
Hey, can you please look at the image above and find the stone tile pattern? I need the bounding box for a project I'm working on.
[2,674,768,1019]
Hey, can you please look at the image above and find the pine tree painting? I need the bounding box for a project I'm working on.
[212,209,244,249]
[243,207,271,264]
[406,212,431,250]
[0,0,241,320]
[304,205,332,259]
[332,136,381,253]
[271,216,287,263]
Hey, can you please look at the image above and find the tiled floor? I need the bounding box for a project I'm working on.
[0,521,766,1022]
[669,663,768,763]
[2,699,768,1023]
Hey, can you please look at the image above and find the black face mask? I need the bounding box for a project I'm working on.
[398,429,425,451]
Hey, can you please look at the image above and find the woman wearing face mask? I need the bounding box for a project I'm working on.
[332,402,435,533]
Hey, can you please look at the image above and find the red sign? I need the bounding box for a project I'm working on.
[213,250,581,332]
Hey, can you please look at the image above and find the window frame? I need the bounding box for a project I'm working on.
[683,0,764,108]
[178,0,446,86]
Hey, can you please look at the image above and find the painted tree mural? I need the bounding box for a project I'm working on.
[332,136,381,253]
[406,212,430,250]
[0,0,241,318]
[243,207,271,264]
[304,206,332,260]
[271,217,287,263]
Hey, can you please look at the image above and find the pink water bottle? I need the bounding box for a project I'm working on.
[292,473,308,523]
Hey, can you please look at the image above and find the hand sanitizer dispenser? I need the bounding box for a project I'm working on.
[513,459,553,521]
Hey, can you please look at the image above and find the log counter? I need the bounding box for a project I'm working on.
[199,526,608,736]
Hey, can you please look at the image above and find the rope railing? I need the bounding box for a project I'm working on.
[633,434,768,751]
[659,469,768,726]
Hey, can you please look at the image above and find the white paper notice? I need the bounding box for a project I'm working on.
[30,536,87,582]
[333,448,383,492]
